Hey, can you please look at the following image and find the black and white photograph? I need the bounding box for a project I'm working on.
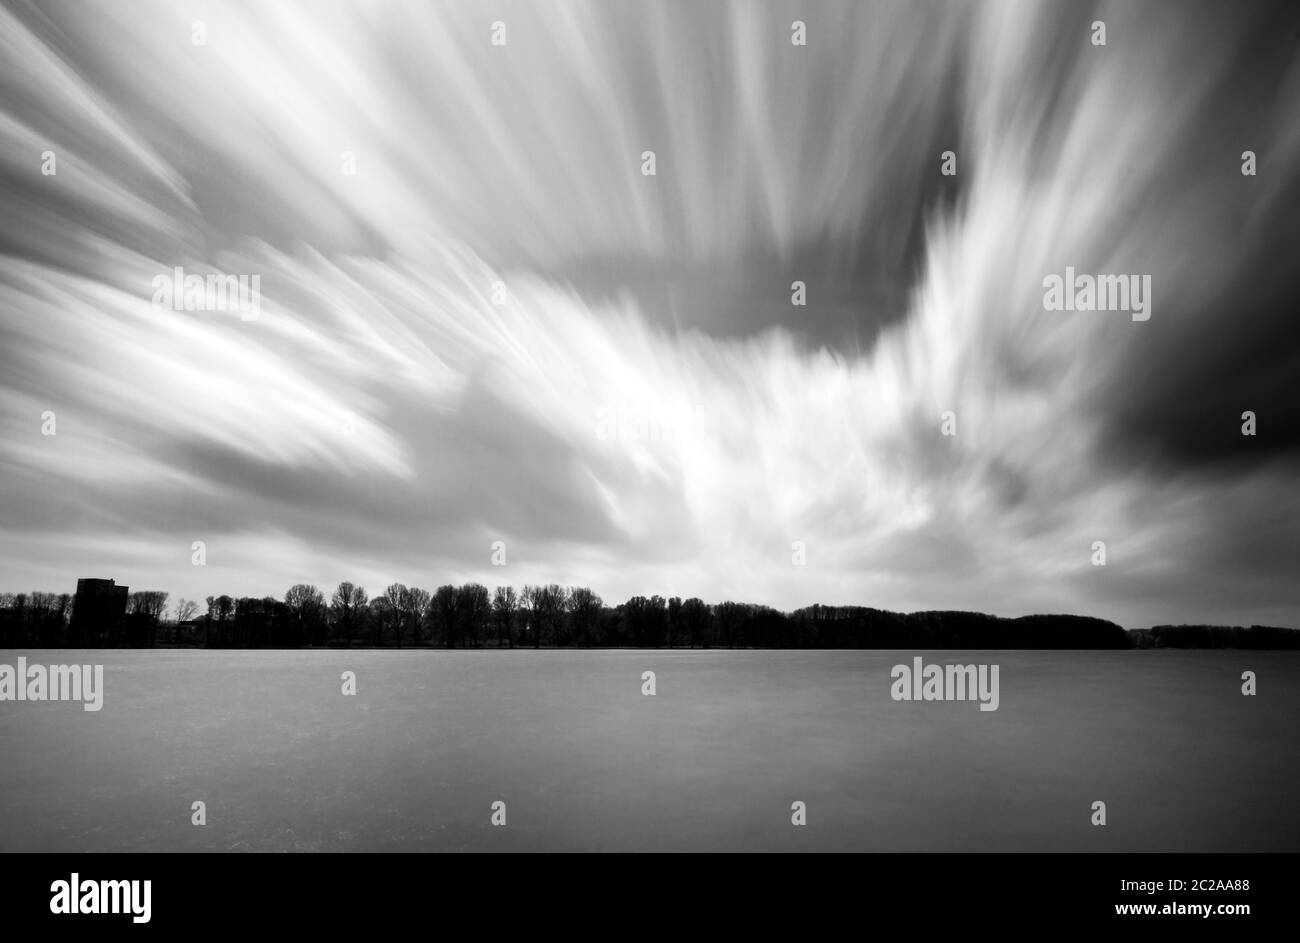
[1,0,1297,927]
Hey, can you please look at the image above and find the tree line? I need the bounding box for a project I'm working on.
[1127,624,1300,650]
[0,590,168,648]
[1,585,1297,649]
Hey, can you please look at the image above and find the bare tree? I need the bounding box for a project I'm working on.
[492,586,517,648]
[455,583,491,648]
[531,585,567,647]
[519,585,539,648]
[128,591,169,622]
[209,595,235,646]
[174,598,200,623]
[681,597,710,648]
[383,583,408,647]
[204,595,216,645]
[368,595,394,646]
[567,587,603,647]
[714,601,746,649]
[24,592,67,645]
[430,585,458,648]
[284,584,326,645]
[667,596,683,648]
[330,582,368,646]
[285,584,325,616]
[401,586,431,645]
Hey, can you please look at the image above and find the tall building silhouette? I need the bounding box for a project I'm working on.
[70,578,128,646]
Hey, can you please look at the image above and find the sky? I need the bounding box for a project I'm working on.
[1,0,1298,628]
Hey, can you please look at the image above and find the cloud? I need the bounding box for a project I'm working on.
[1,0,1297,629]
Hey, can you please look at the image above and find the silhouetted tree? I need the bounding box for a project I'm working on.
[567,587,603,647]
[123,591,167,647]
[381,583,409,647]
[430,584,458,648]
[233,596,266,647]
[714,601,746,649]
[681,597,710,648]
[666,596,683,648]
[207,595,235,646]
[519,585,539,648]
[368,595,394,646]
[174,598,199,623]
[330,582,368,646]
[284,584,326,646]
[492,586,517,648]
[456,584,490,648]
[402,586,431,646]
[622,596,649,646]
[128,591,169,621]
[532,585,567,647]
[622,595,668,647]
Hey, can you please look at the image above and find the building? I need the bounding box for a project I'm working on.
[70,578,129,645]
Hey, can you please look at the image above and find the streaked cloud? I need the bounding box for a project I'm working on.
[1,0,1297,627]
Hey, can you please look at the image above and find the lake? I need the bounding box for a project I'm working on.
[1,649,1296,851]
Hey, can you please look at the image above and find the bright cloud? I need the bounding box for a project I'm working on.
[2,0,1298,628]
